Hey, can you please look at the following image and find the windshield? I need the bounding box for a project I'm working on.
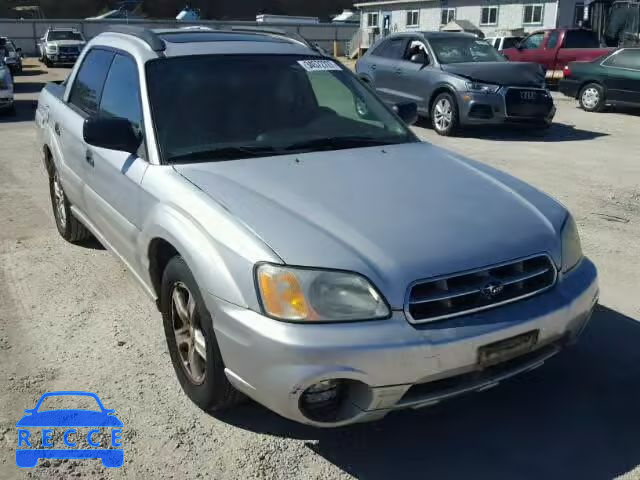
[146,55,416,163]
[430,37,505,64]
[48,31,84,41]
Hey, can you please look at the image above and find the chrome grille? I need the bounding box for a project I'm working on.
[406,255,556,323]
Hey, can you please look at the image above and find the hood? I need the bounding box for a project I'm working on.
[442,61,545,87]
[174,143,566,307]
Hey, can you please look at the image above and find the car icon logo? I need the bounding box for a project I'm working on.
[15,391,123,468]
[481,280,505,299]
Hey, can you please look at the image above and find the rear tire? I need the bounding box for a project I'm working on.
[431,92,459,136]
[48,166,91,243]
[579,83,605,112]
[161,255,244,412]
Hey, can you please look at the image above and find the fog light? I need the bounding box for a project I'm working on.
[300,379,345,422]
[303,380,339,403]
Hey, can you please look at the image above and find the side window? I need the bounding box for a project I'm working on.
[68,49,115,116]
[546,31,560,49]
[564,30,600,48]
[502,37,520,49]
[604,49,640,70]
[494,39,501,49]
[520,32,545,49]
[403,39,429,63]
[372,38,406,59]
[99,54,143,131]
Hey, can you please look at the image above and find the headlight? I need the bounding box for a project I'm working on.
[561,214,583,273]
[465,81,500,94]
[46,45,58,53]
[255,263,390,322]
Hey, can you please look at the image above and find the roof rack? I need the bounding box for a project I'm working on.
[105,24,325,56]
[107,25,166,52]
[228,25,326,54]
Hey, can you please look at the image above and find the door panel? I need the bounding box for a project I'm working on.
[84,150,147,273]
[370,37,408,103]
[83,53,146,273]
[394,39,435,114]
[602,50,640,104]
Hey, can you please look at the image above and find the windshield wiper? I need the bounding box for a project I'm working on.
[282,135,407,152]
[167,145,282,163]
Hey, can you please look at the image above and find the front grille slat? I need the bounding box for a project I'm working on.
[406,255,556,324]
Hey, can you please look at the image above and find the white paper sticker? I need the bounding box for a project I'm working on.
[297,59,342,72]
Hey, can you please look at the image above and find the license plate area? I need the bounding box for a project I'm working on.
[478,330,539,368]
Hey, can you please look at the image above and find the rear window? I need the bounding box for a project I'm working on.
[563,30,600,48]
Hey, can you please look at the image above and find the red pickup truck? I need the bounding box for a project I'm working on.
[502,28,613,84]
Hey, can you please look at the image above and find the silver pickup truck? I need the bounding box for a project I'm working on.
[36,26,598,427]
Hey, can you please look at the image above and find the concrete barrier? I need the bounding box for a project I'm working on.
[0,18,358,56]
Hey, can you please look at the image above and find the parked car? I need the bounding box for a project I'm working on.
[38,28,86,67]
[36,26,598,427]
[0,37,23,74]
[356,32,555,136]
[0,60,14,114]
[485,36,522,51]
[502,28,613,84]
[559,47,640,111]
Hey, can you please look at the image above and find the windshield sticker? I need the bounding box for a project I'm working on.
[297,59,342,72]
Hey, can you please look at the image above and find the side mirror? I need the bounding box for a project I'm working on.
[83,117,141,154]
[410,52,428,65]
[24,409,34,414]
[392,101,418,125]
[16,47,22,54]
[515,42,523,50]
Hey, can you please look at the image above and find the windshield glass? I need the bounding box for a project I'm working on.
[48,31,84,41]
[146,55,416,163]
[430,37,505,64]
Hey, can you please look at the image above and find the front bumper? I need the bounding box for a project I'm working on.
[208,257,598,427]
[46,52,79,64]
[459,88,555,127]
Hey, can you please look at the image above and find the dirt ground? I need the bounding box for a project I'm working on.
[1,59,639,480]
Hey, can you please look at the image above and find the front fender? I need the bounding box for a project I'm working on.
[138,203,279,311]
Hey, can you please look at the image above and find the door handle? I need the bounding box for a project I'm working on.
[394,68,402,75]
[85,149,94,167]
[371,64,377,70]
[54,122,60,136]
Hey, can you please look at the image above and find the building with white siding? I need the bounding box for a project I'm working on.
[354,0,586,48]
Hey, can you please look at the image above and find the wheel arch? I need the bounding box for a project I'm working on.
[428,85,458,116]
[140,206,271,313]
[577,79,606,99]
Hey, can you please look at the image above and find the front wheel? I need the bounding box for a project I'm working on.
[579,83,605,112]
[431,92,459,136]
[161,256,243,412]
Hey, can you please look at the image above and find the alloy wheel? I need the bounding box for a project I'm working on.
[434,98,453,131]
[171,282,207,385]
[52,171,66,229]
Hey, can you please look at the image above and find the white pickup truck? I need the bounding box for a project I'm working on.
[38,28,86,67]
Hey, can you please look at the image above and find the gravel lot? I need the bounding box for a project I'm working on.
[1,59,639,480]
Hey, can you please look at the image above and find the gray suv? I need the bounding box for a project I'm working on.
[36,26,597,427]
[356,32,555,135]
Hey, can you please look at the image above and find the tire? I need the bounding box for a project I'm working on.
[431,92,459,136]
[44,57,52,68]
[48,166,91,243]
[579,83,605,112]
[160,255,243,412]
